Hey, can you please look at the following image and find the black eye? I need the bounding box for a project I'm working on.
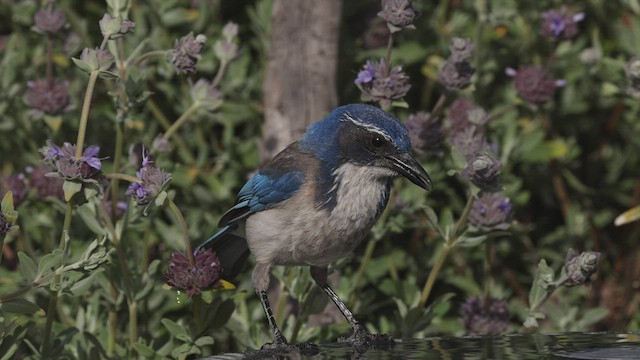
[372,135,385,148]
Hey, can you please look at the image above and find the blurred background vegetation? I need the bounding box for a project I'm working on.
[0,0,640,358]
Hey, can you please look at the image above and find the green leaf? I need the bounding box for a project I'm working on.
[209,298,236,329]
[17,252,37,283]
[36,249,63,280]
[454,234,488,248]
[423,206,445,238]
[155,191,168,207]
[1,298,44,315]
[76,204,107,236]
[132,342,157,358]
[70,269,104,296]
[63,181,83,202]
[528,259,555,312]
[161,318,191,343]
[194,336,214,347]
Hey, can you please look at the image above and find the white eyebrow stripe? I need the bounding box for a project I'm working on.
[342,113,392,140]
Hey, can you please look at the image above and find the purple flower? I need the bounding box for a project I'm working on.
[355,59,411,108]
[24,79,71,114]
[506,66,565,104]
[0,173,27,207]
[469,193,512,232]
[439,38,475,91]
[541,7,585,40]
[405,112,444,153]
[447,98,490,136]
[41,141,103,180]
[461,149,503,191]
[26,165,65,200]
[377,0,419,31]
[461,296,509,336]
[563,249,601,286]
[126,155,171,206]
[168,32,207,74]
[165,249,222,297]
[33,6,66,34]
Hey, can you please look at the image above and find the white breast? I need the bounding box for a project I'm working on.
[244,163,393,266]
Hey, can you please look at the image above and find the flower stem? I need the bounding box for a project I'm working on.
[105,172,142,184]
[75,70,99,158]
[129,50,168,67]
[419,193,475,307]
[211,60,228,88]
[162,102,201,141]
[167,198,194,266]
[41,202,73,355]
[384,31,394,77]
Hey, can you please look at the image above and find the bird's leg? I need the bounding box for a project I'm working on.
[310,266,394,348]
[252,263,288,346]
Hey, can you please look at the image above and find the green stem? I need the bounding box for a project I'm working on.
[75,70,99,158]
[193,295,205,336]
[129,302,138,357]
[348,239,377,308]
[111,122,124,219]
[167,198,194,265]
[162,102,201,141]
[146,99,195,163]
[129,50,168,67]
[107,284,117,357]
[105,172,142,184]
[418,194,475,307]
[41,202,73,355]
[384,30,394,76]
[211,60,229,88]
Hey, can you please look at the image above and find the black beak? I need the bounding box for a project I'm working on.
[387,152,432,191]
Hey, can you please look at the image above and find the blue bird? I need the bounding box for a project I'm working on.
[198,104,431,349]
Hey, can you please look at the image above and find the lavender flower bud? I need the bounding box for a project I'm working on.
[99,14,135,40]
[355,59,411,108]
[439,38,475,92]
[405,112,444,153]
[222,22,239,42]
[461,296,509,336]
[564,249,601,286]
[24,79,70,114]
[450,127,488,160]
[168,32,207,74]
[165,249,222,297]
[33,7,66,34]
[461,149,502,191]
[506,66,565,104]
[190,79,223,112]
[377,0,419,31]
[541,7,585,41]
[447,98,490,135]
[469,193,512,232]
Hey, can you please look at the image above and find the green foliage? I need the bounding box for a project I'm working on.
[0,0,638,357]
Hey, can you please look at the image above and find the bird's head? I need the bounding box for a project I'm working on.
[300,104,432,190]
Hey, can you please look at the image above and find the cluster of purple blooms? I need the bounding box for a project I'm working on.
[164,248,222,297]
[42,141,103,181]
[461,296,510,335]
[125,153,171,207]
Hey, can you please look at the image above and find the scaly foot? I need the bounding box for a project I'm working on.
[339,325,395,350]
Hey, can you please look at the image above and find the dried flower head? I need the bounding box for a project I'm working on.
[439,38,475,91]
[126,154,171,206]
[469,193,512,232]
[461,149,503,191]
[33,6,66,34]
[355,59,411,108]
[99,14,135,40]
[168,32,207,74]
[541,7,585,41]
[405,112,444,153]
[165,249,222,297]
[0,174,27,208]
[563,249,601,286]
[461,296,509,336]
[450,127,488,160]
[42,141,103,180]
[24,79,70,114]
[506,66,566,104]
[377,0,419,31]
[26,165,65,200]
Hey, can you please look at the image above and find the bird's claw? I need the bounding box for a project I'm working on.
[260,337,320,356]
[339,325,395,350]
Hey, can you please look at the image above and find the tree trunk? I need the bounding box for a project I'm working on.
[260,0,342,162]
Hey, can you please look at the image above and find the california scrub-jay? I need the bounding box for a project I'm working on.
[198,104,432,348]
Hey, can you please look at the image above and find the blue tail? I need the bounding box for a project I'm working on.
[197,225,250,280]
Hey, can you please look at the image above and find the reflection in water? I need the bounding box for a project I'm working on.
[203,332,640,360]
